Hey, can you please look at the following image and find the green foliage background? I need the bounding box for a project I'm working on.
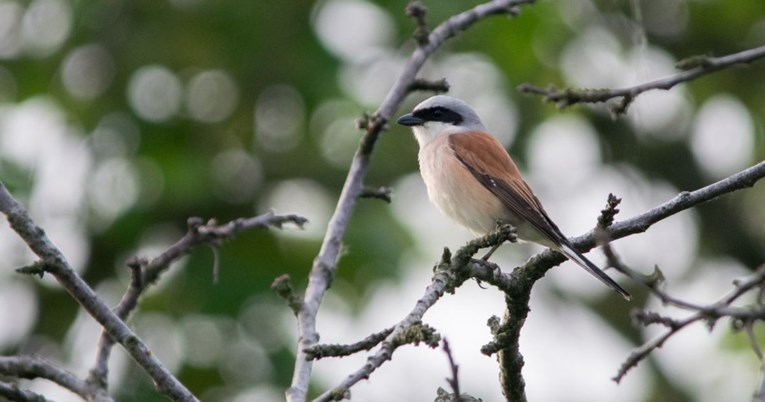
[1,0,764,401]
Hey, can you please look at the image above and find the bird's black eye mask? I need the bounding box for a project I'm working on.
[414,106,463,125]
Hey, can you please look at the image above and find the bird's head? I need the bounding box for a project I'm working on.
[396,95,487,146]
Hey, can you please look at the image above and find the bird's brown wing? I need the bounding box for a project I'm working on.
[449,131,631,299]
[448,131,564,246]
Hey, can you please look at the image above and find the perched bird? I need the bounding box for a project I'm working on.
[396,95,630,300]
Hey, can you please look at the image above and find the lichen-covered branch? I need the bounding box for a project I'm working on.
[519,44,765,114]
[305,327,395,361]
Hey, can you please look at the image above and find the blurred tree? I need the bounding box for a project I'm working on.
[0,0,764,401]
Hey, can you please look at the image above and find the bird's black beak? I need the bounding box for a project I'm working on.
[396,113,425,127]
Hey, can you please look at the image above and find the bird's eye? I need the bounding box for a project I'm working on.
[432,109,443,118]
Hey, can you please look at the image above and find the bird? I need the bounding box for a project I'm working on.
[396,95,631,300]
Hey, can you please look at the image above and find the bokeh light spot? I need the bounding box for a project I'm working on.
[0,282,37,348]
[527,116,600,186]
[0,1,23,59]
[186,69,239,123]
[691,94,753,179]
[210,149,262,204]
[87,157,140,224]
[61,44,115,100]
[21,0,72,57]
[311,0,394,63]
[127,65,183,123]
[260,179,333,239]
[310,99,361,168]
[254,85,304,153]
[90,113,141,160]
[181,315,231,367]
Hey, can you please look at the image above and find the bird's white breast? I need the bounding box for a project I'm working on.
[417,134,506,235]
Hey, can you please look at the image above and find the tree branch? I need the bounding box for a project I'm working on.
[0,381,53,402]
[315,158,764,401]
[555,160,765,262]
[286,1,536,401]
[442,339,461,399]
[406,77,450,94]
[87,212,307,393]
[0,180,199,401]
[486,159,765,397]
[613,263,765,383]
[305,327,395,361]
[0,356,111,402]
[313,226,516,401]
[518,44,765,114]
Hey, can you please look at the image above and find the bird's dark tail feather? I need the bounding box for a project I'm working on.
[558,243,631,301]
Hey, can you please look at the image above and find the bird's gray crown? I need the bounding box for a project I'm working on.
[411,95,486,131]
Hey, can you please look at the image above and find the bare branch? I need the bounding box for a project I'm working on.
[512,161,765,385]
[306,157,765,401]
[0,381,53,402]
[0,180,199,402]
[88,211,307,393]
[562,161,765,261]
[0,356,111,402]
[312,225,515,402]
[484,159,765,395]
[613,263,765,383]
[143,212,307,288]
[286,1,536,401]
[518,44,765,115]
[312,273,453,401]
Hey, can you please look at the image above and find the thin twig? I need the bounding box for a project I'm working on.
[614,264,765,383]
[305,327,395,360]
[442,339,461,399]
[359,186,394,203]
[518,44,765,114]
[406,78,450,93]
[756,356,765,402]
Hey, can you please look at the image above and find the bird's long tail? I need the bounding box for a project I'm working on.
[558,242,631,300]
